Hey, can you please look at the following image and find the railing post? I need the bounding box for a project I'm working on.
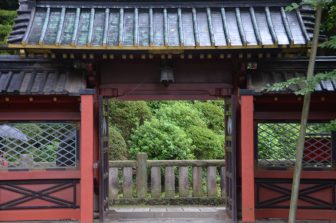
[123,167,133,199]
[151,167,161,198]
[165,166,175,198]
[193,166,202,197]
[109,168,119,200]
[136,152,148,199]
[179,166,189,198]
[207,166,217,197]
[220,166,225,198]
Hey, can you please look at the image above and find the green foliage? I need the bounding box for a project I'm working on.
[320,36,336,49]
[0,9,16,45]
[286,0,332,11]
[316,120,336,131]
[145,101,224,160]
[155,102,207,130]
[257,122,335,162]
[187,126,224,159]
[0,9,16,25]
[258,123,299,160]
[109,127,128,160]
[129,118,195,160]
[194,101,224,134]
[114,100,225,160]
[266,70,336,95]
[146,101,170,114]
[321,3,336,34]
[108,100,152,144]
[33,141,59,162]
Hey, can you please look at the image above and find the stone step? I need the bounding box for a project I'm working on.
[108,207,227,220]
[105,219,233,223]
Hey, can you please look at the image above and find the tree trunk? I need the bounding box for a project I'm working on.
[288,5,323,223]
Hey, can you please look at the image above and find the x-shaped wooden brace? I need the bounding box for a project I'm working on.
[256,182,334,209]
[0,181,78,210]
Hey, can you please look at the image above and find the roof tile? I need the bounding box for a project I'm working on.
[8,1,314,49]
[0,57,86,96]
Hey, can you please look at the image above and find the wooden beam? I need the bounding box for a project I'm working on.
[0,112,80,121]
[0,209,80,221]
[256,209,336,220]
[254,112,336,121]
[241,95,255,222]
[0,170,80,180]
[80,94,94,223]
[255,169,336,179]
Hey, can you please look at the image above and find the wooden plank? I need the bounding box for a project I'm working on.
[207,166,217,197]
[123,167,133,199]
[151,166,161,198]
[165,166,175,198]
[109,167,119,200]
[179,166,189,198]
[192,166,202,197]
[0,209,80,222]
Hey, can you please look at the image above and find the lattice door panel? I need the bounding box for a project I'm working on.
[257,123,334,169]
[224,95,237,221]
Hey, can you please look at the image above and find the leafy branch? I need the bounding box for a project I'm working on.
[266,69,336,95]
[286,0,333,10]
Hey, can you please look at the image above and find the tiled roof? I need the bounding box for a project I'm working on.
[247,57,336,93]
[0,56,86,95]
[8,0,314,50]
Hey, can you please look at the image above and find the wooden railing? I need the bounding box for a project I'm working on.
[109,153,225,205]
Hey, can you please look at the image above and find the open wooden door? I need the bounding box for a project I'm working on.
[99,96,109,221]
[224,95,237,222]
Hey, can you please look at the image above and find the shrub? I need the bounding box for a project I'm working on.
[187,126,224,159]
[108,100,152,144]
[0,10,16,25]
[109,127,128,160]
[129,118,195,160]
[146,101,169,114]
[0,10,16,45]
[194,101,224,134]
[155,102,207,130]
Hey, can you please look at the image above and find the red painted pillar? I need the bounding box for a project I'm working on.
[241,95,255,222]
[80,93,94,223]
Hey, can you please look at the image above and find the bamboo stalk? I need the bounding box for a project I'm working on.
[288,5,322,223]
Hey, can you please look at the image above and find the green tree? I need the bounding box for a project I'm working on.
[0,9,16,45]
[155,102,207,130]
[153,101,224,159]
[129,118,195,160]
[109,127,128,160]
[108,100,152,145]
[187,126,224,159]
[194,101,224,134]
[270,1,335,222]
